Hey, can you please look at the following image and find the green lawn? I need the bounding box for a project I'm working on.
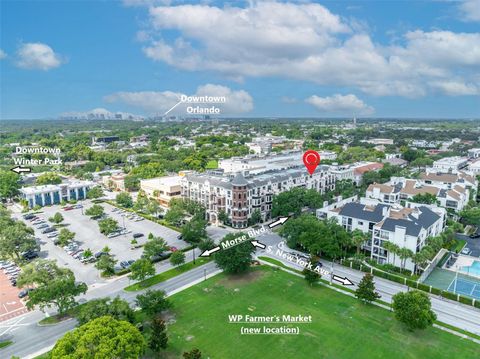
[205,159,218,169]
[0,340,12,349]
[124,258,211,291]
[161,266,479,359]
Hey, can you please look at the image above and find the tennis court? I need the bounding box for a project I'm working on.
[447,276,480,300]
[423,268,480,300]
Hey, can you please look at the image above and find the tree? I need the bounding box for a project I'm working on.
[124,175,140,191]
[77,296,134,325]
[116,192,133,208]
[49,212,64,224]
[398,247,414,272]
[170,251,186,267]
[218,210,228,224]
[214,233,255,274]
[164,207,184,226]
[355,274,381,303]
[181,219,207,245]
[85,204,104,218]
[95,254,117,276]
[0,221,37,262]
[183,348,202,359]
[143,236,168,260]
[98,218,118,235]
[198,237,215,251]
[52,316,146,358]
[411,193,437,205]
[303,262,320,286]
[83,248,93,258]
[0,170,20,200]
[86,186,104,199]
[392,290,436,330]
[384,242,400,267]
[57,228,75,247]
[129,258,155,283]
[135,290,171,316]
[149,316,168,353]
[352,229,367,255]
[460,207,480,226]
[36,172,62,185]
[17,259,87,314]
[249,209,262,225]
[134,191,150,212]
[146,199,162,217]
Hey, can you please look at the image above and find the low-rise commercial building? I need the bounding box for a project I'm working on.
[432,156,468,173]
[20,180,94,208]
[102,174,127,192]
[140,176,182,208]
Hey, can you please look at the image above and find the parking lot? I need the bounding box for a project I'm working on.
[0,271,27,322]
[456,234,480,257]
[13,200,189,286]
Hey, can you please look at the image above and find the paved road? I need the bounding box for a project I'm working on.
[257,232,480,336]
[456,233,480,257]
[0,261,220,359]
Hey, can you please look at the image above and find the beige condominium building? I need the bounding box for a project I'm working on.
[140,176,182,208]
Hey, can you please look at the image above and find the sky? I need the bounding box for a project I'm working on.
[1,0,479,119]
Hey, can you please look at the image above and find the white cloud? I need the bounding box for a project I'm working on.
[104,84,253,115]
[459,0,480,22]
[305,94,374,115]
[0,49,6,60]
[139,2,480,98]
[16,43,63,70]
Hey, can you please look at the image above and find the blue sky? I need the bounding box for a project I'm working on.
[1,0,479,119]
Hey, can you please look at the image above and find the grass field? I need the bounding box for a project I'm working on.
[124,258,211,291]
[161,266,479,359]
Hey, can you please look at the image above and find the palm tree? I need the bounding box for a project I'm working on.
[398,247,414,272]
[384,242,400,267]
[352,229,367,255]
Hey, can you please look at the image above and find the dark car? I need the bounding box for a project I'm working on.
[469,232,480,239]
[133,233,144,239]
[23,214,35,220]
[42,227,56,234]
[22,250,39,260]
[316,261,323,268]
[120,260,135,269]
[94,251,109,259]
[18,288,34,298]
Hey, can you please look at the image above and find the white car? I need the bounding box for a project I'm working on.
[47,232,59,238]
[461,247,472,255]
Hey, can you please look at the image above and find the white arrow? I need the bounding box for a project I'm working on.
[268,216,289,229]
[11,166,31,174]
[199,246,221,257]
[332,275,354,286]
[250,240,266,249]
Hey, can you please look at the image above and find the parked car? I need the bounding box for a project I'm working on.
[28,216,39,222]
[63,206,74,211]
[42,227,56,234]
[74,204,83,209]
[461,247,472,255]
[94,251,109,259]
[107,231,121,238]
[47,232,59,238]
[469,232,480,239]
[18,288,34,299]
[169,246,178,252]
[23,213,36,220]
[133,233,144,239]
[22,250,39,260]
[37,224,49,229]
[120,260,135,269]
[134,217,144,222]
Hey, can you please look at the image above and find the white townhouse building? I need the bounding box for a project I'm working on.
[317,197,445,272]
[366,176,471,212]
[467,148,480,159]
[182,166,336,228]
[432,156,468,173]
[20,180,94,208]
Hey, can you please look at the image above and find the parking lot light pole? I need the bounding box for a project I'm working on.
[192,247,196,265]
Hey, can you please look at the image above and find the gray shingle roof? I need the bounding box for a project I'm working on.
[339,202,389,222]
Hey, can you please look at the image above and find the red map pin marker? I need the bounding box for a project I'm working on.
[303,150,321,175]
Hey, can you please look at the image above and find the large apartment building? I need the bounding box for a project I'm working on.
[181,166,335,228]
[317,197,445,272]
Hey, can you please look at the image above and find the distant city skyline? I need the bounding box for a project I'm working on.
[1,0,479,119]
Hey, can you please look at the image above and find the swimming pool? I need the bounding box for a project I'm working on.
[460,260,480,277]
